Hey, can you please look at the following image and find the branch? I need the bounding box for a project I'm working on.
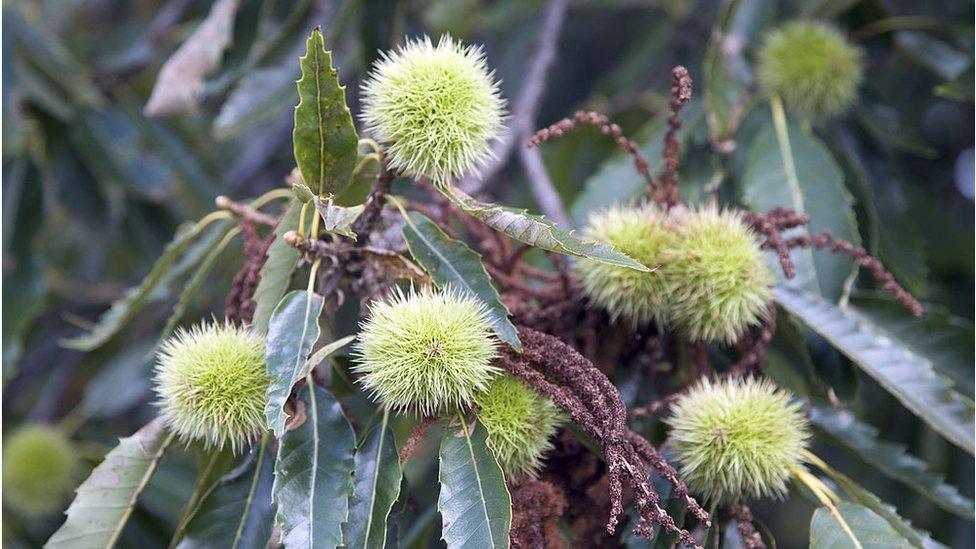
[461,0,569,193]
[519,144,570,227]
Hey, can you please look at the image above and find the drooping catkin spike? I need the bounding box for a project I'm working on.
[656,65,692,210]
[499,326,707,547]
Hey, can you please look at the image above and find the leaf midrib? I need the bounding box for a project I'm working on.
[362,409,390,548]
[458,415,497,548]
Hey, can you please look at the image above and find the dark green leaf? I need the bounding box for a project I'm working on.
[446,187,650,272]
[273,382,356,548]
[742,115,859,299]
[176,436,276,549]
[46,419,172,549]
[293,28,358,196]
[810,404,973,517]
[343,409,403,549]
[806,452,947,548]
[401,211,521,351]
[61,216,233,351]
[252,200,307,333]
[438,415,511,549]
[831,129,928,295]
[265,290,326,437]
[850,295,974,397]
[809,503,912,549]
[774,286,976,454]
[315,198,364,239]
[171,446,239,546]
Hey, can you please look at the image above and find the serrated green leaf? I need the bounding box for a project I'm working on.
[850,295,974,397]
[46,419,172,549]
[810,404,973,517]
[400,210,521,351]
[344,409,403,549]
[315,197,364,239]
[293,27,358,197]
[265,290,325,437]
[176,436,276,549]
[742,109,859,300]
[774,286,976,454]
[445,186,650,272]
[805,453,947,548]
[438,414,511,549]
[252,200,307,333]
[810,503,913,549]
[273,382,356,548]
[61,216,233,351]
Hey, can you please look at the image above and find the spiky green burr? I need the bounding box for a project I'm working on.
[2,425,77,516]
[360,35,506,185]
[353,287,499,415]
[475,375,563,479]
[665,206,773,343]
[758,21,863,118]
[575,203,674,326]
[667,377,809,503]
[153,322,269,452]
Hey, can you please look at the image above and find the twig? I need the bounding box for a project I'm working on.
[782,231,922,316]
[519,144,570,227]
[215,195,278,227]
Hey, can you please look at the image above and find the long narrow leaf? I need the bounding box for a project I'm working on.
[400,210,520,351]
[775,286,975,454]
[176,436,276,549]
[161,228,240,339]
[293,27,358,196]
[46,419,172,549]
[805,453,946,548]
[273,382,356,547]
[810,503,912,549]
[344,409,403,549]
[265,290,325,437]
[742,106,859,299]
[61,215,233,350]
[251,199,305,333]
[446,186,649,272]
[811,404,973,517]
[438,415,511,549]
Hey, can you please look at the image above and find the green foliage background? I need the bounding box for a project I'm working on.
[2,0,973,547]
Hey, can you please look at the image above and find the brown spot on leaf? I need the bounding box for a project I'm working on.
[284,400,308,431]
